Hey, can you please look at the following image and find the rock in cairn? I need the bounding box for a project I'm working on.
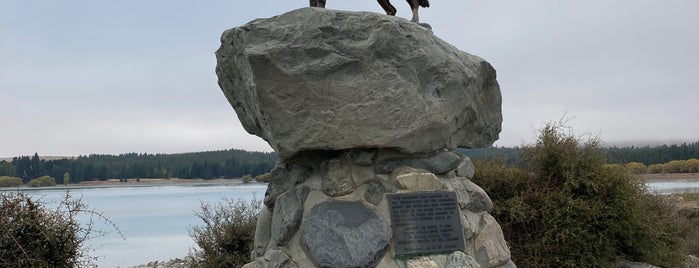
[216,7,514,268]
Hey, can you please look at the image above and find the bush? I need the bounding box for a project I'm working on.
[0,176,23,187]
[647,164,663,173]
[255,172,271,183]
[63,172,71,185]
[189,197,261,267]
[625,162,647,174]
[0,191,121,267]
[241,175,253,183]
[678,205,699,256]
[27,175,57,187]
[472,123,686,267]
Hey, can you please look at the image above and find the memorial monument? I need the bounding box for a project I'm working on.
[216,7,515,268]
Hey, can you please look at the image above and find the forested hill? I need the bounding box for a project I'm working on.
[2,141,698,183]
[0,149,277,184]
[606,141,699,165]
[460,141,699,166]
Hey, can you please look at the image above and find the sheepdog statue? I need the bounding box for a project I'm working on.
[309,0,430,23]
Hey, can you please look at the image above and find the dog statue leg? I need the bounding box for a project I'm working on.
[309,0,325,8]
[378,0,397,16]
[407,0,419,22]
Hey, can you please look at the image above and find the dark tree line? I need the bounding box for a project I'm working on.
[460,141,699,166]
[458,146,521,165]
[606,141,699,165]
[0,150,277,184]
[2,141,697,183]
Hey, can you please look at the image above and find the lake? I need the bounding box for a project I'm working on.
[646,179,699,194]
[7,178,699,267]
[17,183,267,267]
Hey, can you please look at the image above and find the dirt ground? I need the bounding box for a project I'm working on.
[636,173,699,181]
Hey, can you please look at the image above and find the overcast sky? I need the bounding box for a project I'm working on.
[2,0,698,157]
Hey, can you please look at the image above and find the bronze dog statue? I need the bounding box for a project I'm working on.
[309,0,430,23]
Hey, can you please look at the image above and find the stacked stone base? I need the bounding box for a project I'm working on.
[244,149,515,268]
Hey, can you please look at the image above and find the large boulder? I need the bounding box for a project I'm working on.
[216,7,502,159]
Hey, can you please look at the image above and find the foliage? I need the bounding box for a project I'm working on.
[2,142,697,183]
[255,172,271,183]
[464,141,699,172]
[624,162,648,174]
[0,161,15,177]
[0,191,122,267]
[2,149,277,183]
[638,193,699,261]
[0,176,23,187]
[241,175,253,183]
[64,172,71,185]
[620,158,699,174]
[27,175,57,187]
[458,146,521,165]
[673,193,699,256]
[647,164,663,173]
[660,159,699,173]
[604,162,649,174]
[607,141,699,165]
[189,197,261,268]
[471,123,687,267]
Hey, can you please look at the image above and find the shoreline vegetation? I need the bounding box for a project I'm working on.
[2,172,696,190]
[2,141,698,186]
[0,172,693,190]
[0,177,263,190]
[637,172,699,181]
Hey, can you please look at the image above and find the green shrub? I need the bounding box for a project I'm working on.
[679,206,699,256]
[0,191,121,267]
[255,172,271,183]
[63,172,71,185]
[27,176,57,187]
[472,123,686,267]
[0,176,23,187]
[189,197,261,267]
[647,164,663,173]
[625,162,648,174]
[633,193,694,265]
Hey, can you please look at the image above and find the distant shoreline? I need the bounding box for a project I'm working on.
[1,178,266,191]
[3,174,698,191]
[637,173,699,182]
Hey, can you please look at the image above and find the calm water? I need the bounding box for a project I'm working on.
[646,179,699,194]
[18,183,266,267]
[7,179,698,267]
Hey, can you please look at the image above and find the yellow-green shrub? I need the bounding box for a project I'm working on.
[27,176,56,187]
[647,164,663,173]
[255,172,271,183]
[625,162,648,174]
[0,176,23,187]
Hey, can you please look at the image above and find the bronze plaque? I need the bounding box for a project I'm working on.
[387,191,465,256]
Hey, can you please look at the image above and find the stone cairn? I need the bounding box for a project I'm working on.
[216,7,515,268]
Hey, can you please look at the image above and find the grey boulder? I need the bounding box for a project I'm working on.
[216,7,502,159]
[300,201,390,268]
